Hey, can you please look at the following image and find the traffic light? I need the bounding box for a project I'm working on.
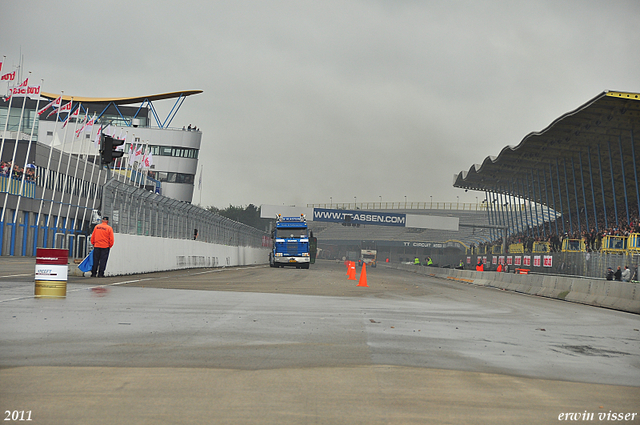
[100,134,125,165]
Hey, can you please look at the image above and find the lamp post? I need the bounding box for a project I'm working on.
[457,195,459,210]
[330,197,332,208]
[354,196,357,208]
[404,196,407,209]
[430,195,432,209]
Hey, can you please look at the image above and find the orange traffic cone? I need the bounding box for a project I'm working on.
[348,261,356,280]
[357,263,368,287]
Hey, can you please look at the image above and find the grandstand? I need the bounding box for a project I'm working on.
[307,204,554,261]
[302,92,640,268]
[454,91,640,244]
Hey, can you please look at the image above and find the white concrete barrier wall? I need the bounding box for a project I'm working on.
[82,234,269,276]
[382,263,639,314]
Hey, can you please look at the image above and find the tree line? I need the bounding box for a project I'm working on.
[206,204,273,231]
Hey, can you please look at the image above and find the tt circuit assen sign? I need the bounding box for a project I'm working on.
[313,208,406,227]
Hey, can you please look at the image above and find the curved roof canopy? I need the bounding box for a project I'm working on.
[40,90,203,105]
[454,91,640,228]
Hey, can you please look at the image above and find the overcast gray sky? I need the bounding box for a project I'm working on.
[3,0,639,209]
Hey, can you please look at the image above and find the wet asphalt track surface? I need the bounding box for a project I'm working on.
[1,258,639,424]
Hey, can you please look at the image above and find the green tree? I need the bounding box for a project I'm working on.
[206,204,273,231]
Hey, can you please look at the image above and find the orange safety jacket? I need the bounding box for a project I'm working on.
[476,263,484,272]
[91,223,114,248]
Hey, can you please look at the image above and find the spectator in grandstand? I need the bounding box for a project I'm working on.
[25,166,35,181]
[12,163,23,180]
[621,266,631,282]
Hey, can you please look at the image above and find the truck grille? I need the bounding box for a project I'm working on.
[287,242,298,255]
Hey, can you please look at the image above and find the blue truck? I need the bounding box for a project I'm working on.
[269,214,310,269]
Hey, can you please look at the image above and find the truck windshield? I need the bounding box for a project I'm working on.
[276,228,307,238]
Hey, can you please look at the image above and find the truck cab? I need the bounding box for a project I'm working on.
[269,214,311,269]
[358,240,377,268]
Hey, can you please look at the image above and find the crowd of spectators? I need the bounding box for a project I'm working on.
[0,161,36,182]
[476,206,640,254]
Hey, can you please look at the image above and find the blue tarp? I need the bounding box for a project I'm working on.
[78,251,93,273]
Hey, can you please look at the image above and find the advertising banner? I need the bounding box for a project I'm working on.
[313,208,406,227]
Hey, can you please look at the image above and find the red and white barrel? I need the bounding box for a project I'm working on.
[35,248,68,297]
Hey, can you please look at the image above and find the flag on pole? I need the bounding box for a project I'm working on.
[94,126,102,150]
[62,105,80,128]
[38,96,62,116]
[116,132,126,151]
[54,100,72,117]
[84,113,96,136]
[6,78,33,99]
[74,110,89,137]
[47,99,71,118]
[132,144,144,164]
[8,84,40,98]
[1,70,15,81]
[142,148,154,169]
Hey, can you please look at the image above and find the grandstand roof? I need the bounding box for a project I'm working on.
[454,91,640,223]
[40,90,203,105]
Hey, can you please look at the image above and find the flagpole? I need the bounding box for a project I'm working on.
[0,68,16,172]
[1,72,31,226]
[199,164,203,206]
[87,130,104,222]
[53,98,74,240]
[79,113,102,234]
[62,102,84,234]
[37,90,64,247]
[72,108,91,236]
[15,78,44,255]
[137,142,148,188]
[88,119,107,223]
[124,133,135,186]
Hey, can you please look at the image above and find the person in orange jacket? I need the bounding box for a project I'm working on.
[476,259,484,272]
[90,216,115,277]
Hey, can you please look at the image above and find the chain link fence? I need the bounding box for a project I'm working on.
[101,179,267,248]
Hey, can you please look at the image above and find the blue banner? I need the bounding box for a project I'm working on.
[313,208,406,227]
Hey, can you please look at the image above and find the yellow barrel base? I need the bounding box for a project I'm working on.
[35,280,67,298]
